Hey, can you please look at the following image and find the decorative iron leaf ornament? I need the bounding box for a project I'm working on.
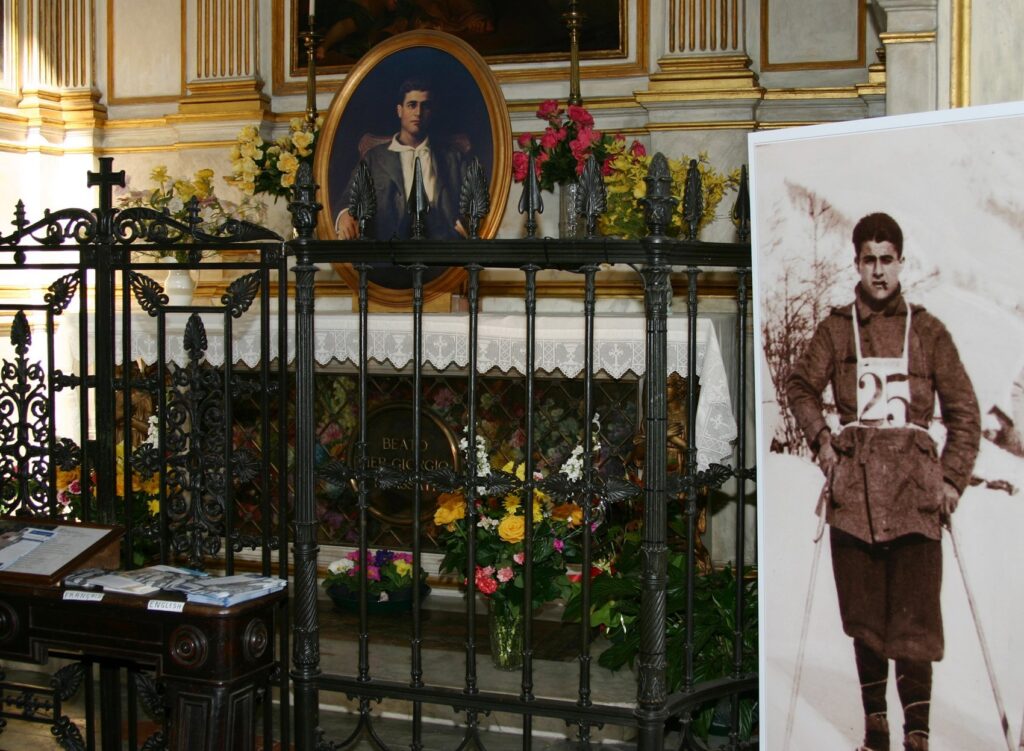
[682,158,704,241]
[517,154,544,238]
[129,270,170,316]
[458,157,491,239]
[348,160,377,239]
[732,164,751,241]
[182,313,208,362]
[44,271,82,315]
[422,467,461,493]
[221,271,261,318]
[52,437,81,471]
[575,155,608,237]
[318,459,356,487]
[10,310,31,355]
[408,156,430,239]
[640,153,678,237]
[696,463,733,493]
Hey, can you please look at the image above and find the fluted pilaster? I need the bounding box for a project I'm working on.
[179,0,268,115]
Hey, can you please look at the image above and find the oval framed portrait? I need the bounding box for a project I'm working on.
[314,30,512,308]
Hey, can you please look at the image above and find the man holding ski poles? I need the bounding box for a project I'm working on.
[786,212,981,751]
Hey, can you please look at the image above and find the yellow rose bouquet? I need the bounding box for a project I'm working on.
[226,117,322,199]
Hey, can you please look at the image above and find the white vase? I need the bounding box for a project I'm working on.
[161,257,196,307]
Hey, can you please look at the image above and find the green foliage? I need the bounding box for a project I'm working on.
[564,531,758,741]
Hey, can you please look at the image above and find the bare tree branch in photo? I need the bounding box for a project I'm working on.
[762,183,850,455]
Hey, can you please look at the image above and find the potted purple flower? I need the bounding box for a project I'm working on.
[322,548,429,614]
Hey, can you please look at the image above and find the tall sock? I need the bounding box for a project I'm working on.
[855,639,889,749]
[896,658,932,741]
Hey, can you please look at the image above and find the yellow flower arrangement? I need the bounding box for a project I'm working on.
[599,151,742,240]
[226,117,322,199]
[116,165,267,260]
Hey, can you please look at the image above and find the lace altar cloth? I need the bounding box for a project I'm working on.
[113,312,736,469]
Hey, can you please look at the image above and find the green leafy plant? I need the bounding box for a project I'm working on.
[564,530,758,741]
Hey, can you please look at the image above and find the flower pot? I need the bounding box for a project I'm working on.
[488,600,523,671]
[325,580,430,615]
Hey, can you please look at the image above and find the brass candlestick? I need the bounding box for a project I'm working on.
[302,20,321,131]
[563,0,585,106]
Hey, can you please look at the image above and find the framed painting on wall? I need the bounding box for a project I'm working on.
[289,0,626,75]
[313,29,511,307]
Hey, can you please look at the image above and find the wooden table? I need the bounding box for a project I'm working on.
[0,580,284,751]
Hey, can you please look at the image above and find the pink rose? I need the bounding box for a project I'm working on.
[512,150,529,182]
[629,140,647,157]
[68,479,81,494]
[513,552,525,565]
[57,490,70,507]
[539,127,560,151]
[567,104,594,128]
[553,539,564,552]
[536,99,563,122]
[517,132,534,149]
[497,566,514,583]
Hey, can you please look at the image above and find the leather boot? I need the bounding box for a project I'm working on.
[903,732,928,751]
[857,712,889,751]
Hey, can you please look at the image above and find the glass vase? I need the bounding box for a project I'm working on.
[558,181,582,239]
[488,600,523,671]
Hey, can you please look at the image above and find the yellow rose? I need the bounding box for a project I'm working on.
[433,492,465,526]
[291,130,314,157]
[277,151,299,175]
[281,172,296,189]
[498,515,526,544]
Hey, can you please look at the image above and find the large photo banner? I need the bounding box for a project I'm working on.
[750,103,1024,750]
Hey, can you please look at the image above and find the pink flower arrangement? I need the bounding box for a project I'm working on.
[512,99,641,192]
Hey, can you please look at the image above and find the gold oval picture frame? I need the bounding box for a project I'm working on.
[314,30,512,309]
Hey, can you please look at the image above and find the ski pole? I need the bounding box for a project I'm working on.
[782,471,830,751]
[949,521,1013,751]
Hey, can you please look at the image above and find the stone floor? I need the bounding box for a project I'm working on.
[0,588,732,749]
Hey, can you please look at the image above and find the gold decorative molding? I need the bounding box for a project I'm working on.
[178,80,269,115]
[950,0,971,107]
[763,86,865,101]
[636,55,762,103]
[878,31,937,44]
[645,120,755,131]
[855,62,887,98]
[761,0,866,71]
